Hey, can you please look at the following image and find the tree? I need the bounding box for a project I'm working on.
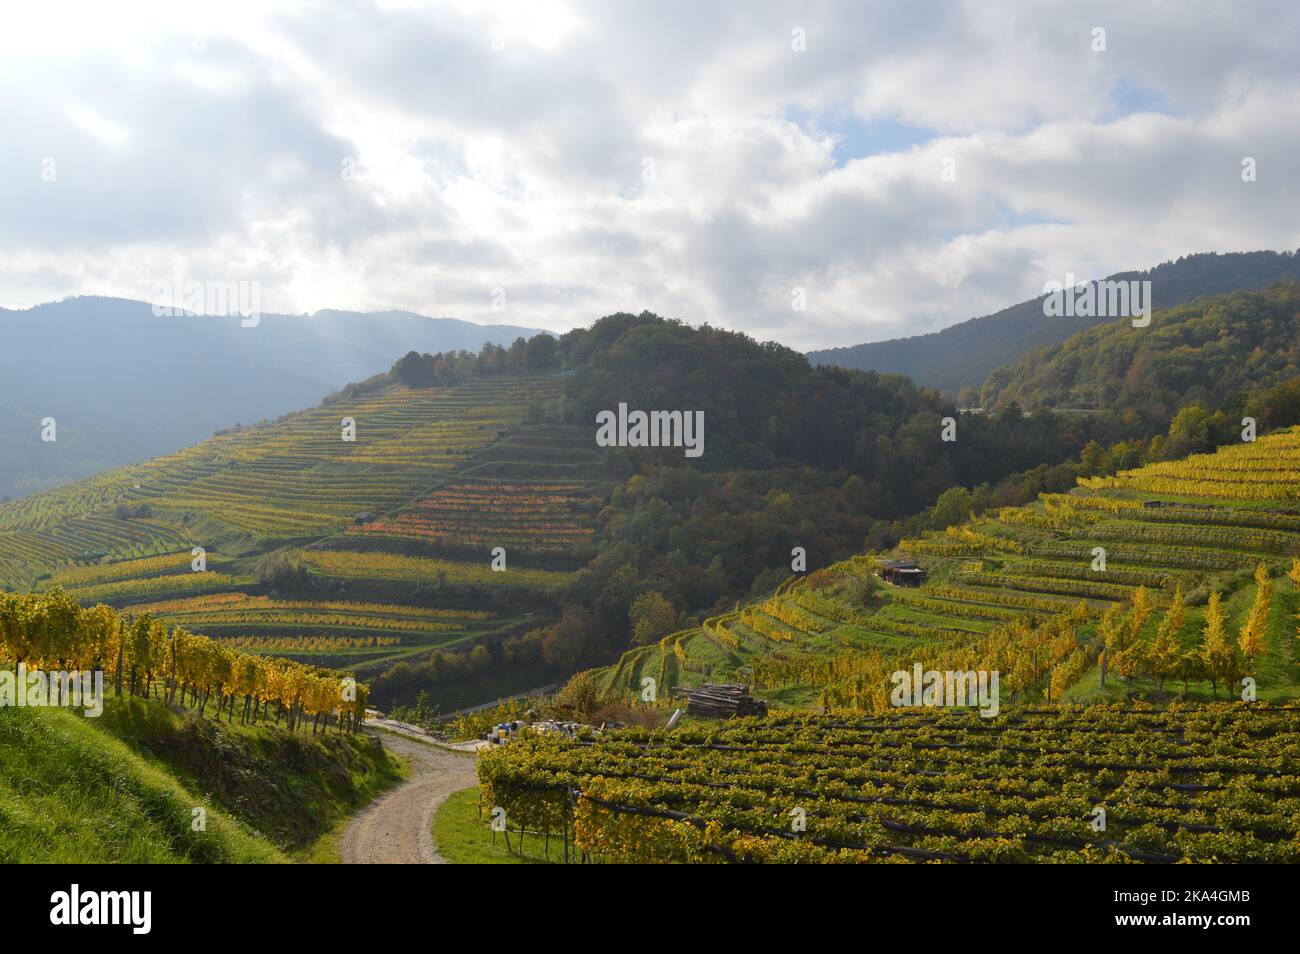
[1238,563,1272,664]
[1108,589,1155,688]
[629,591,676,646]
[1199,591,1240,698]
[1148,586,1186,691]
[1097,604,1126,688]
[524,333,558,370]
[1166,404,1212,456]
[928,486,975,530]
[1178,647,1204,698]
[540,607,603,672]
[393,350,435,388]
[1125,586,1157,642]
[259,552,312,595]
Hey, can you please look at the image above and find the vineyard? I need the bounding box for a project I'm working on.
[354,478,597,558]
[108,592,516,669]
[0,376,562,585]
[294,550,574,592]
[346,424,604,569]
[596,427,1300,711]
[0,373,597,683]
[0,589,367,733]
[1080,435,1300,500]
[476,418,1300,865]
[480,705,1300,862]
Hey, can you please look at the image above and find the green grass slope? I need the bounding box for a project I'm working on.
[0,704,282,863]
[0,695,401,863]
[433,785,557,865]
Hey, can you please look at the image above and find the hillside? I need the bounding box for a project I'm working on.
[383,313,1207,709]
[0,585,400,863]
[593,425,1300,710]
[0,296,545,499]
[1,314,1126,714]
[0,363,589,708]
[981,282,1300,418]
[0,703,284,863]
[10,306,1298,719]
[808,251,1300,396]
[479,428,1300,863]
[0,695,399,863]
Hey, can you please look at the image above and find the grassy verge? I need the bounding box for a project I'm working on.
[433,785,558,864]
[0,692,407,862]
[0,705,285,863]
[99,695,405,853]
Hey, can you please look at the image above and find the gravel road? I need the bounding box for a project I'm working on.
[339,728,478,864]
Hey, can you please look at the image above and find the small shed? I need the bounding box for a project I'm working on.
[877,559,926,587]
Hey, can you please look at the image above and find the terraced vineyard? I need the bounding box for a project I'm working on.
[0,377,560,578]
[108,593,514,668]
[353,478,597,556]
[597,427,1300,710]
[0,373,598,677]
[347,425,602,563]
[294,550,574,592]
[481,705,1300,863]
[499,430,1300,864]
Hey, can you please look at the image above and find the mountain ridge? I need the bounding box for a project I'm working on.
[807,250,1300,395]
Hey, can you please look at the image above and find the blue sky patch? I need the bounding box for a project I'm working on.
[787,107,935,165]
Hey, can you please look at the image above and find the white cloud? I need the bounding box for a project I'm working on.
[0,0,1296,349]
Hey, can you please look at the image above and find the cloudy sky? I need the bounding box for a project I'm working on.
[0,0,1296,350]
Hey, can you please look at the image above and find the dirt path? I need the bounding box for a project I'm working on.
[340,728,478,864]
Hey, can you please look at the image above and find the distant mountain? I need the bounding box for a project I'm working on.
[807,251,1300,396]
[0,296,546,498]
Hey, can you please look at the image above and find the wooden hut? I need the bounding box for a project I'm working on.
[877,559,926,587]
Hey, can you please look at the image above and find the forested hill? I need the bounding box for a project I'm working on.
[395,312,1103,524]
[378,313,1143,690]
[807,250,1300,396]
[980,282,1300,423]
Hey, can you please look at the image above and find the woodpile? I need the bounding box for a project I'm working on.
[682,683,768,718]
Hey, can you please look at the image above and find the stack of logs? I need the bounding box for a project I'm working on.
[682,683,768,718]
